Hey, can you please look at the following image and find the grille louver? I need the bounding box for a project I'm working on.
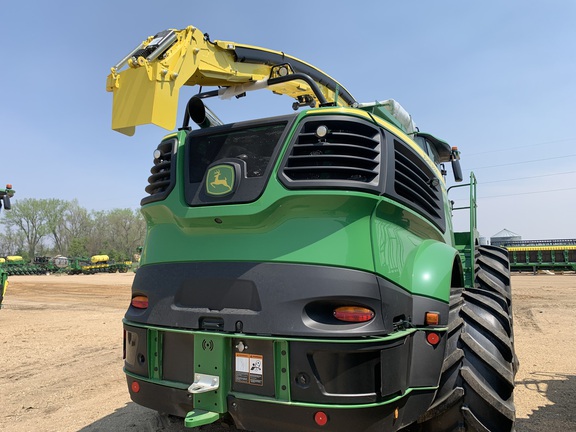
[281,118,381,190]
[393,139,443,221]
[142,138,176,205]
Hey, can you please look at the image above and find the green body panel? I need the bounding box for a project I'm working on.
[142,192,376,272]
[141,193,456,300]
[371,200,456,298]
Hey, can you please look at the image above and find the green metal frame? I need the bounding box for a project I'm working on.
[448,172,478,288]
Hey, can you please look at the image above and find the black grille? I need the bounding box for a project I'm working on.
[393,139,444,228]
[142,138,176,205]
[280,118,381,191]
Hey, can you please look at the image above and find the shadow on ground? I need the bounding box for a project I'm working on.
[78,402,237,432]
[78,374,576,431]
[515,372,576,432]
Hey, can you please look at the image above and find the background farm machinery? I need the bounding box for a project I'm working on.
[0,254,132,275]
[0,183,15,307]
[503,239,576,273]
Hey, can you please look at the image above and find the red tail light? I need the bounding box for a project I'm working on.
[131,381,140,393]
[333,306,374,323]
[131,295,149,309]
[426,332,441,346]
[314,411,328,426]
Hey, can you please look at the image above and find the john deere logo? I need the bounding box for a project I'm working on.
[206,164,235,196]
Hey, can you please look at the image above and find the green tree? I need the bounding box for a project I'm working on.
[2,198,146,263]
[61,200,92,257]
[86,210,109,257]
[2,198,51,259]
[44,199,71,255]
[102,208,145,260]
[67,237,89,258]
[0,227,27,258]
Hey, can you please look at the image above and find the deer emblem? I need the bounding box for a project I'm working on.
[207,166,234,195]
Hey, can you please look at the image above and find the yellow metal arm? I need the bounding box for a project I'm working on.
[107,25,355,135]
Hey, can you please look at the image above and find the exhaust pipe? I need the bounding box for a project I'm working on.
[186,96,224,129]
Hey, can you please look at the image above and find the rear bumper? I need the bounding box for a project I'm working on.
[124,323,445,430]
[227,391,436,432]
[124,262,448,430]
[125,371,436,432]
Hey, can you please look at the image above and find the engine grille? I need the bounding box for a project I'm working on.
[280,116,446,231]
[142,138,177,205]
[392,139,444,229]
[280,117,381,192]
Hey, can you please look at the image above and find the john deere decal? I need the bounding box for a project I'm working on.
[206,164,235,196]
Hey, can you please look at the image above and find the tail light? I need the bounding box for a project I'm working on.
[426,332,441,346]
[333,306,374,323]
[314,411,328,426]
[131,295,149,309]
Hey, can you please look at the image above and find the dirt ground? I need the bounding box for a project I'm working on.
[1,273,575,432]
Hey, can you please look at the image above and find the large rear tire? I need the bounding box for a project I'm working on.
[416,245,518,431]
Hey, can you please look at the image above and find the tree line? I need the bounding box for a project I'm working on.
[0,198,145,262]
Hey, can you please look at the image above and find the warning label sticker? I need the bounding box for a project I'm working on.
[235,353,263,386]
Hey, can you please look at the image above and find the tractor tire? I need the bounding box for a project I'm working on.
[416,245,518,431]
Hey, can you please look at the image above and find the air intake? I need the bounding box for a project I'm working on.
[142,138,177,205]
[393,139,444,229]
[280,117,381,192]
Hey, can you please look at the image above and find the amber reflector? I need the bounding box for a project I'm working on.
[131,295,149,309]
[425,311,440,326]
[333,306,374,323]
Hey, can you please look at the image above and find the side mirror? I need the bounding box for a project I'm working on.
[3,195,11,210]
[451,147,463,182]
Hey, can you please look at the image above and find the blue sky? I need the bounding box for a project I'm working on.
[1,1,575,241]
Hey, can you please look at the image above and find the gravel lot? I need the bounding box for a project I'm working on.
[1,272,575,431]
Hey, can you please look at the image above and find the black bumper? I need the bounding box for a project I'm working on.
[228,391,436,432]
[127,262,448,337]
[125,376,436,432]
